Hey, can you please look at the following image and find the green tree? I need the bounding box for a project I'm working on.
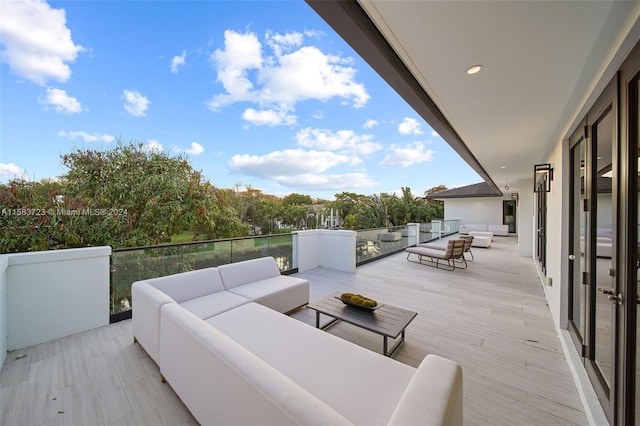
[61,142,249,247]
[0,178,102,252]
[0,142,250,254]
[282,193,313,206]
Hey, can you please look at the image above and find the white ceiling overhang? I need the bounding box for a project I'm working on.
[308,0,640,193]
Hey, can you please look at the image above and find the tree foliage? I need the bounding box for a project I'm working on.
[335,187,445,230]
[0,142,249,253]
[282,193,313,206]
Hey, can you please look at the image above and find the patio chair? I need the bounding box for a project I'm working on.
[459,235,475,261]
[405,239,467,271]
[418,236,475,262]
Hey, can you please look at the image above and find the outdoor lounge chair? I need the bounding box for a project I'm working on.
[405,239,467,271]
[459,235,475,261]
[418,235,475,262]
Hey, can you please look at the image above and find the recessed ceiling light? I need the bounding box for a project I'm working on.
[466,64,483,75]
[500,166,506,169]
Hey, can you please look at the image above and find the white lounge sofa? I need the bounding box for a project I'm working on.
[132,256,309,365]
[459,223,509,236]
[161,301,464,425]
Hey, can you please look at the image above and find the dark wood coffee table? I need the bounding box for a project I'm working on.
[307,293,417,356]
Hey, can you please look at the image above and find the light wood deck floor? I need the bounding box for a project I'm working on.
[1,236,588,425]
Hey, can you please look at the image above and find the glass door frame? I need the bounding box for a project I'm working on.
[568,121,588,356]
[618,44,640,426]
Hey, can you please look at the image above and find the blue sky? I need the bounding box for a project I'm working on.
[0,0,481,200]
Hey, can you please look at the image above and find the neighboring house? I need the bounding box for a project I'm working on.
[309,1,640,423]
[424,182,518,235]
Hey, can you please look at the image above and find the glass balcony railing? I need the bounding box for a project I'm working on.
[355,220,459,265]
[109,220,459,319]
[110,234,295,317]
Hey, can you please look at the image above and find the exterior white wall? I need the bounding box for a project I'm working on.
[443,195,514,227]
[6,247,111,350]
[295,229,356,273]
[517,178,534,257]
[0,255,8,366]
[540,142,565,329]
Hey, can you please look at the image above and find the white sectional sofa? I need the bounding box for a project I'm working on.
[459,223,509,236]
[133,255,465,425]
[132,256,309,365]
[161,301,464,425]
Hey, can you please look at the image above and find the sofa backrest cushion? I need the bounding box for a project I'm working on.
[143,267,225,303]
[218,256,281,290]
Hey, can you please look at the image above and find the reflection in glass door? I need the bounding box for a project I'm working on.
[591,105,615,405]
[503,200,516,233]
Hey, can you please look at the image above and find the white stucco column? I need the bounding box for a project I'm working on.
[294,230,356,273]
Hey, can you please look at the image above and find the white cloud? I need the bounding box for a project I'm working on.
[58,130,114,142]
[295,128,382,156]
[398,117,423,135]
[380,142,435,168]
[431,130,440,138]
[183,142,204,155]
[0,163,27,180]
[229,149,350,177]
[228,148,376,191]
[40,88,82,114]
[242,107,297,126]
[208,30,262,109]
[0,0,84,85]
[265,30,303,57]
[143,140,164,152]
[259,45,369,107]
[208,29,369,121]
[363,119,378,129]
[123,89,150,117]
[276,173,376,190]
[170,50,186,73]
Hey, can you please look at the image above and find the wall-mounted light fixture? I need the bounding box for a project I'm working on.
[511,192,519,202]
[534,163,553,192]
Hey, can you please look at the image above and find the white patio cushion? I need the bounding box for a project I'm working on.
[217,256,281,290]
[227,276,309,313]
[145,267,225,303]
[388,354,463,426]
[207,302,415,425]
[179,291,250,319]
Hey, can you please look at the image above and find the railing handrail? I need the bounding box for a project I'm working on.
[112,232,292,253]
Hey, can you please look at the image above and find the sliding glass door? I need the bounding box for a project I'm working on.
[567,76,618,422]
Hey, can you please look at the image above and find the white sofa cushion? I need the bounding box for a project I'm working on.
[160,303,351,426]
[180,291,250,319]
[487,224,509,236]
[459,224,487,234]
[144,267,225,303]
[471,236,492,248]
[227,275,309,313]
[218,256,281,290]
[132,281,176,365]
[388,354,463,426]
[207,302,415,425]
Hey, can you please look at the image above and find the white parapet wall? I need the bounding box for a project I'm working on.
[294,229,356,273]
[0,255,8,366]
[6,246,112,351]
